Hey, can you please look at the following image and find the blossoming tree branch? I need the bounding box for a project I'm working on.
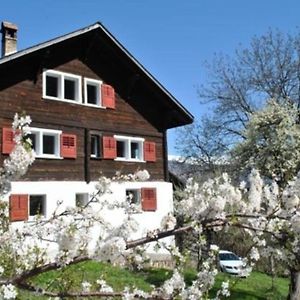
[1,114,300,299]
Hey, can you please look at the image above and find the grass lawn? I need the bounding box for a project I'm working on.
[18,261,289,299]
[211,272,289,300]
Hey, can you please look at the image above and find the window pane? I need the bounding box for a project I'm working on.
[131,142,140,159]
[46,75,58,97]
[87,84,98,105]
[76,193,89,207]
[117,141,126,158]
[43,135,55,154]
[30,195,45,216]
[91,135,99,157]
[64,78,76,100]
[126,190,140,204]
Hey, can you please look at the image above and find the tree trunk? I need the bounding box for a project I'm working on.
[288,269,300,300]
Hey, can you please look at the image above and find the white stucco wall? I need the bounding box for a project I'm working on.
[8,180,175,256]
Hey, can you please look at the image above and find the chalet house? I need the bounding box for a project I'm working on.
[0,21,193,253]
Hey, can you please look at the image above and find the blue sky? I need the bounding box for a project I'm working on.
[1,0,300,154]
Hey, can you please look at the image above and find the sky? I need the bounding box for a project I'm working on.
[1,0,300,155]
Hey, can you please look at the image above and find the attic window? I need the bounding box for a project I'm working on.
[43,70,82,103]
[84,78,102,106]
[46,75,59,98]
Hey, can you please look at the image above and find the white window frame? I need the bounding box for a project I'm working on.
[90,134,101,158]
[29,127,62,159]
[29,194,46,220]
[114,135,145,162]
[84,78,103,107]
[126,189,141,205]
[125,188,142,213]
[43,69,82,103]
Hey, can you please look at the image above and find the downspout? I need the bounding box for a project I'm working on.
[163,130,169,182]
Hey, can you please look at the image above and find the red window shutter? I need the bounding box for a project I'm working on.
[9,194,28,222]
[101,84,115,109]
[144,141,156,162]
[61,134,77,158]
[2,128,15,154]
[141,188,157,211]
[102,136,116,159]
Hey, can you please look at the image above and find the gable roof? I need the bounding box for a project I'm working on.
[0,22,193,129]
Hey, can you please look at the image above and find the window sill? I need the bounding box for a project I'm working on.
[84,103,105,109]
[114,158,145,163]
[43,97,106,109]
[27,215,46,222]
[35,154,63,160]
[90,156,102,160]
[43,96,82,104]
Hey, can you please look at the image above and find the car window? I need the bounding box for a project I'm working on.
[219,253,239,260]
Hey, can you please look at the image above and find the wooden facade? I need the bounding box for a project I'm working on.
[0,22,193,183]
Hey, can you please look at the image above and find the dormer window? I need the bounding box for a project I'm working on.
[43,70,82,103]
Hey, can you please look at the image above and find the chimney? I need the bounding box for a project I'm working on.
[1,21,18,57]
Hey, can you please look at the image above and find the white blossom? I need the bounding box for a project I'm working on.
[291,213,300,233]
[0,284,17,299]
[134,170,150,181]
[248,169,263,212]
[3,114,300,299]
[160,269,185,297]
[81,281,91,292]
[250,247,260,261]
[221,281,230,297]
[160,213,177,230]
[210,244,219,252]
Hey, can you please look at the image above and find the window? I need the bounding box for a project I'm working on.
[9,194,46,222]
[29,128,61,159]
[43,71,115,109]
[43,135,55,154]
[76,193,89,207]
[125,188,157,212]
[131,142,140,159]
[29,195,46,217]
[117,140,126,159]
[126,189,141,205]
[84,78,102,106]
[114,135,144,162]
[91,134,101,158]
[43,70,82,103]
[46,75,59,98]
